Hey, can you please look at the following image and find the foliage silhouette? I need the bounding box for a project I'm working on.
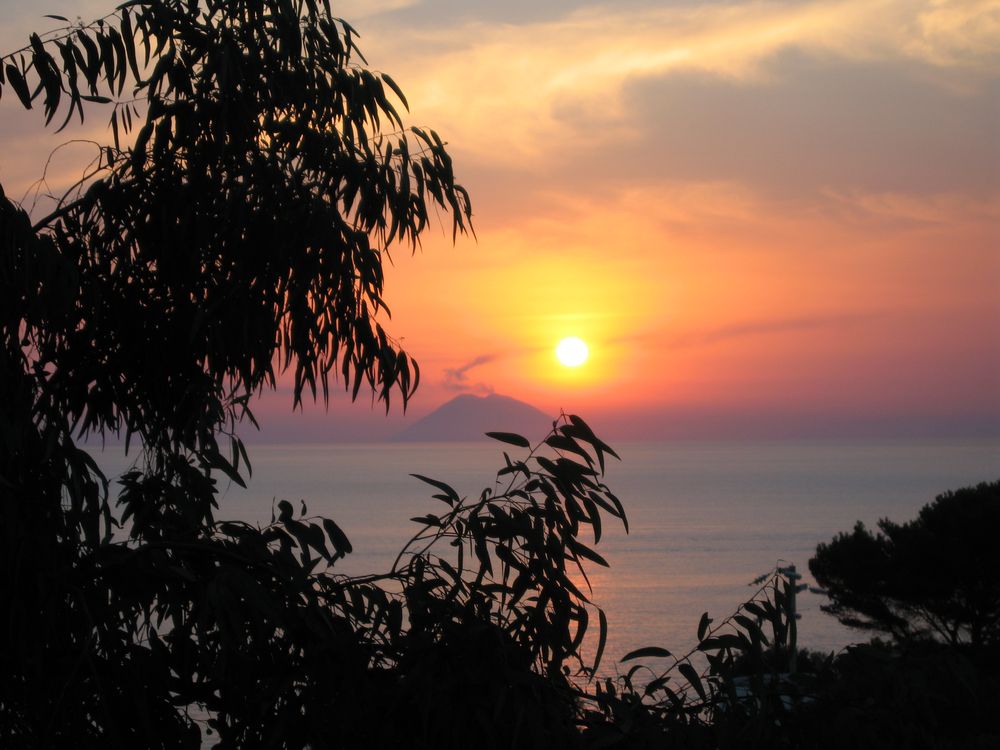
[1,0,470,745]
[790,639,1000,749]
[578,566,809,748]
[810,480,1000,647]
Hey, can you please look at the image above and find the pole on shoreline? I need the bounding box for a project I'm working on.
[777,563,806,673]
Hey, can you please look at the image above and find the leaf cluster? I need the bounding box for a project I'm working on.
[578,567,811,747]
[395,416,625,682]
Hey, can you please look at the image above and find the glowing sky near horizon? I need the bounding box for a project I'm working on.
[1,0,997,439]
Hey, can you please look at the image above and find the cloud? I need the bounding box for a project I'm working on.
[609,312,879,350]
[599,53,999,200]
[443,354,496,394]
[669,313,878,348]
[362,0,1000,166]
[824,190,1000,225]
[334,0,421,21]
[908,0,1000,68]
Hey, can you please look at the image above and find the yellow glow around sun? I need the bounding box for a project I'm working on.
[556,337,589,367]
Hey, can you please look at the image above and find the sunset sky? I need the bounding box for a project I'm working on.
[2,0,998,441]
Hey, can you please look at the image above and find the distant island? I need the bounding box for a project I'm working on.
[393,393,552,442]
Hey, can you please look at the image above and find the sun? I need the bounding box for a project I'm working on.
[555,337,589,367]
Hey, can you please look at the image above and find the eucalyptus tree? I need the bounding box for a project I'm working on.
[1,0,472,528]
[0,0,475,744]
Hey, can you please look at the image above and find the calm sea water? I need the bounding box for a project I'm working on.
[98,438,999,673]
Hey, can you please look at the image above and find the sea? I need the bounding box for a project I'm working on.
[98,437,999,675]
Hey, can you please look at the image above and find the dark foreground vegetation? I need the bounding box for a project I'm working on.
[1,1,997,747]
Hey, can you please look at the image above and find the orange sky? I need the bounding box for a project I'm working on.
[2,0,998,440]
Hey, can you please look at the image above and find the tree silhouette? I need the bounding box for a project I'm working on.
[0,1,478,744]
[810,480,1000,647]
